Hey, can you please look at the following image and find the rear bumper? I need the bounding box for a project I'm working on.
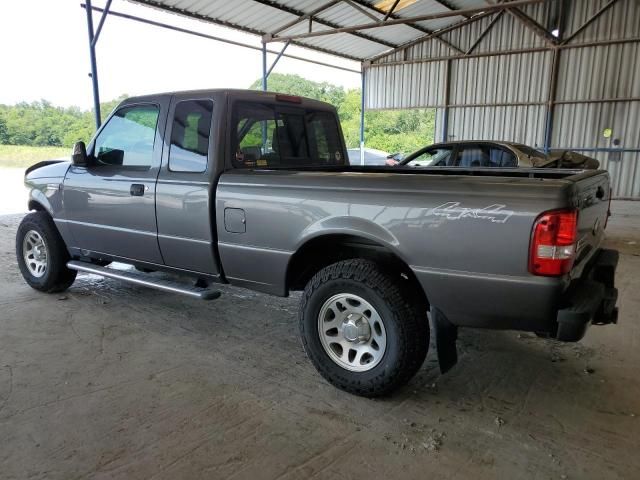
[555,248,619,341]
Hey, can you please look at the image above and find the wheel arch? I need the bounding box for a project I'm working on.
[27,196,73,256]
[286,232,429,310]
[28,199,49,213]
[27,189,54,216]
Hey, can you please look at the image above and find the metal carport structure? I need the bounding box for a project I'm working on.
[82,0,640,197]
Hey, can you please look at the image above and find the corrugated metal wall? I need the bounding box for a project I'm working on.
[366,0,640,198]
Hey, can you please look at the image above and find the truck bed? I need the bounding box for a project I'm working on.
[216,167,611,332]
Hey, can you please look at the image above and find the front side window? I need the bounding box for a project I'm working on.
[405,147,453,167]
[93,105,159,167]
[169,100,213,173]
[232,102,346,168]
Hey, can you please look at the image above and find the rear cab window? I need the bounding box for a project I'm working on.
[232,102,347,169]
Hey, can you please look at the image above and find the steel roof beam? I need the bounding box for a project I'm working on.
[250,0,399,48]
[91,0,112,47]
[383,0,401,21]
[561,0,618,45]
[431,0,470,18]
[82,4,362,70]
[368,10,497,62]
[509,9,557,45]
[268,0,546,43]
[266,40,291,77]
[123,0,366,60]
[486,0,557,45]
[343,0,381,23]
[368,36,640,67]
[465,11,504,55]
[370,0,465,53]
[343,0,466,54]
[270,0,341,36]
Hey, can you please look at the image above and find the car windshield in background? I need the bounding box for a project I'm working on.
[516,144,547,159]
[402,148,452,167]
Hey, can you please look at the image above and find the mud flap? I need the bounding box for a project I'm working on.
[431,308,458,374]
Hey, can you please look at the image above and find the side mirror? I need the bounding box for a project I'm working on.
[71,141,88,166]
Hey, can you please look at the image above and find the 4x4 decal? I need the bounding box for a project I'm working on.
[431,202,513,224]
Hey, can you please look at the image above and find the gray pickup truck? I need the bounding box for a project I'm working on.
[16,89,619,397]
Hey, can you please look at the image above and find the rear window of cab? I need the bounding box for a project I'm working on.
[232,102,346,169]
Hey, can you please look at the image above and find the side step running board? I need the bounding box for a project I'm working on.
[67,261,221,300]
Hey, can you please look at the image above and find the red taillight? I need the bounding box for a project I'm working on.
[529,209,578,276]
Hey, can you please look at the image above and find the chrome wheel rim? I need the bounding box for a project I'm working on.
[22,230,48,278]
[317,293,387,372]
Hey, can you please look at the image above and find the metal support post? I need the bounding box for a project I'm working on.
[442,59,451,142]
[360,66,366,166]
[85,0,102,129]
[261,41,268,148]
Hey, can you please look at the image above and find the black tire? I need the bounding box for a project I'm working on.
[16,211,76,293]
[299,259,429,397]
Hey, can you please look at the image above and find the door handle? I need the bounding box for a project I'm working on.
[130,184,145,196]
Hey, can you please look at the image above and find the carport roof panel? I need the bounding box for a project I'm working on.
[127,0,493,61]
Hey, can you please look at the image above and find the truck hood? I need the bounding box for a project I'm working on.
[25,159,71,179]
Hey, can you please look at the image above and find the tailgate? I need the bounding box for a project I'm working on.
[571,171,612,278]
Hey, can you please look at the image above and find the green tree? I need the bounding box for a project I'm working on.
[0,95,128,148]
[0,75,436,156]
[0,113,8,144]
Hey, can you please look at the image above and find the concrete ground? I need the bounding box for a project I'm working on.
[0,202,638,480]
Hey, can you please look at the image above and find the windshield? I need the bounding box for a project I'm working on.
[400,147,452,167]
[515,144,547,159]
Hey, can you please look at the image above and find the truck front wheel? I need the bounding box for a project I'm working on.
[299,259,429,397]
[16,212,76,293]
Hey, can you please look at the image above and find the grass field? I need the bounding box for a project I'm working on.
[0,145,69,168]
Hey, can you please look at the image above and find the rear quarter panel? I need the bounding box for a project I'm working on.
[216,169,585,330]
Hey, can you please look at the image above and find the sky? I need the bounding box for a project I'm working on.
[0,0,361,109]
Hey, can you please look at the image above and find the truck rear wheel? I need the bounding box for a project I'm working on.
[16,211,76,293]
[299,259,429,397]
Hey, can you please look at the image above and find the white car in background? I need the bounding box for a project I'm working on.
[347,147,403,166]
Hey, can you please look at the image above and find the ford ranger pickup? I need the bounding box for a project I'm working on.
[16,89,619,397]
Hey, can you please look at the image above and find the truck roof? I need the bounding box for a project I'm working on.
[124,88,336,111]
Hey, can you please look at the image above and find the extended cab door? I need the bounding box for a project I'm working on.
[62,97,169,263]
[155,93,220,275]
